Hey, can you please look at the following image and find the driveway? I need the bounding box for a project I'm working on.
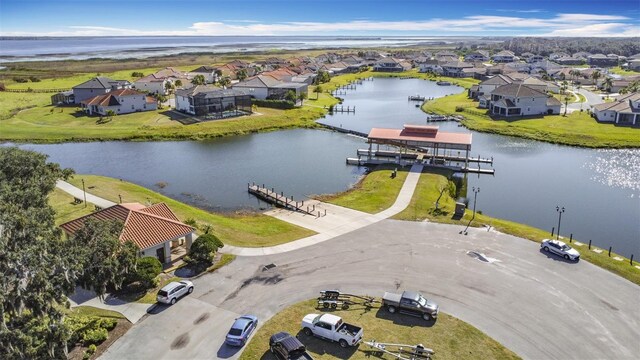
[566,87,606,113]
[99,220,640,360]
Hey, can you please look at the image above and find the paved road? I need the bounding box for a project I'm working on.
[100,221,640,360]
[566,87,606,113]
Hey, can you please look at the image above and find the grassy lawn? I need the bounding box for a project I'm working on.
[67,306,126,319]
[49,187,95,225]
[0,92,51,119]
[4,67,164,90]
[316,164,410,214]
[423,92,640,148]
[240,299,520,360]
[608,66,640,76]
[63,175,315,247]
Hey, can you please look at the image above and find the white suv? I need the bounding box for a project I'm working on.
[541,239,580,261]
[157,280,194,304]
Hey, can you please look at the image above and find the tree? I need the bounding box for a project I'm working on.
[191,74,206,85]
[602,77,613,93]
[217,77,231,88]
[130,257,162,289]
[590,70,601,86]
[185,234,223,269]
[315,70,330,84]
[298,92,307,105]
[284,90,297,103]
[105,109,116,121]
[313,85,323,99]
[236,69,248,81]
[131,71,144,77]
[164,81,174,94]
[174,79,182,88]
[69,219,138,300]
[0,147,76,359]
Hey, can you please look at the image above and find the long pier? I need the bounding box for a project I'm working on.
[317,122,368,138]
[356,149,493,164]
[248,183,316,215]
[346,158,495,175]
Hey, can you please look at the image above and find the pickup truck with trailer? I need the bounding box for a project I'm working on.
[382,291,439,321]
[301,313,363,348]
[269,332,314,360]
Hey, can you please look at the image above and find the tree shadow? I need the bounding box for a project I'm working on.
[374,307,436,328]
[295,329,359,359]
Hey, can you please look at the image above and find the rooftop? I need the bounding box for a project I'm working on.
[368,124,472,146]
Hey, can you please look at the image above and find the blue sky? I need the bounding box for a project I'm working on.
[1,0,638,37]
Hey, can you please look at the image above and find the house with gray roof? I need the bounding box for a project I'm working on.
[492,50,516,63]
[175,85,252,119]
[489,83,561,117]
[592,93,640,126]
[464,50,489,62]
[231,75,308,100]
[441,61,474,77]
[72,77,131,104]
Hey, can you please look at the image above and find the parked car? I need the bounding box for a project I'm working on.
[382,291,439,321]
[269,332,314,360]
[301,313,363,348]
[541,239,580,261]
[156,280,194,305]
[225,315,258,347]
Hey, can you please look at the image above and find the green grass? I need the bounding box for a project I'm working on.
[423,92,640,148]
[240,299,520,360]
[49,188,95,225]
[136,276,181,304]
[4,67,164,90]
[207,253,236,273]
[0,92,51,119]
[608,66,640,76]
[62,175,315,247]
[317,165,409,213]
[67,306,126,320]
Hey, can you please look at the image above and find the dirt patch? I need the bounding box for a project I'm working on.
[67,319,133,360]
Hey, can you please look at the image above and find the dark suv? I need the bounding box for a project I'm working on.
[269,332,314,360]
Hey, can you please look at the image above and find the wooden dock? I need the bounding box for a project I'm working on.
[330,105,356,113]
[408,95,426,101]
[248,183,316,215]
[356,149,493,164]
[346,158,495,175]
[318,122,368,138]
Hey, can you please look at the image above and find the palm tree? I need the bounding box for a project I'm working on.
[590,70,601,87]
[236,69,248,81]
[602,77,613,93]
[298,92,307,105]
[218,77,231,88]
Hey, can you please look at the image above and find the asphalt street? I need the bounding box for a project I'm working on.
[100,220,640,360]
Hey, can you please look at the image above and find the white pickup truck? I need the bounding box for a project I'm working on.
[301,313,363,348]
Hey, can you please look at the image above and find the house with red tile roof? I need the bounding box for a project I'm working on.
[60,202,195,264]
[80,88,157,116]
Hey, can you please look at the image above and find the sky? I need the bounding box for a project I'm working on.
[0,0,639,37]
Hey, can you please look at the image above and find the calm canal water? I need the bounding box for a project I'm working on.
[12,78,639,256]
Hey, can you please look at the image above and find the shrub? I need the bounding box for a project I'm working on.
[82,327,108,345]
[97,318,117,331]
[83,344,97,359]
[455,105,465,112]
[133,257,162,289]
[12,77,28,83]
[29,76,41,82]
[131,71,144,77]
[186,234,224,267]
[184,218,198,228]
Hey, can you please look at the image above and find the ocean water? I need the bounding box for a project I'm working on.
[0,35,483,62]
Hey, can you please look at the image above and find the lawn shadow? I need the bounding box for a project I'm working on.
[216,343,243,359]
[296,329,359,359]
[538,248,580,264]
[374,307,436,328]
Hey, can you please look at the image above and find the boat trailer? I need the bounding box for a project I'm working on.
[364,340,434,360]
[317,290,378,309]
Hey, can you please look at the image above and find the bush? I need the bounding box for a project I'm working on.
[251,99,295,109]
[97,318,117,331]
[186,234,224,267]
[131,71,144,77]
[12,77,28,83]
[82,327,108,345]
[29,76,41,82]
[83,344,97,360]
[184,218,198,228]
[455,105,465,112]
[132,257,162,289]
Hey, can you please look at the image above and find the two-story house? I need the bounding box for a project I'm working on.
[72,77,131,104]
[489,83,561,117]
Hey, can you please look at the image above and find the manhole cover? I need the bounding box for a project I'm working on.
[262,263,277,271]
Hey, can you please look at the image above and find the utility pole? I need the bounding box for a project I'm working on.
[461,187,480,235]
[81,179,87,208]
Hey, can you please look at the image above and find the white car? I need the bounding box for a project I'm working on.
[156,280,194,304]
[541,239,580,261]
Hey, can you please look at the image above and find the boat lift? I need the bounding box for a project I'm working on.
[317,290,377,310]
[364,340,435,360]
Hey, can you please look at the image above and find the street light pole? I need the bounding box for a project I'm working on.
[556,206,565,240]
[81,179,87,208]
[462,187,480,235]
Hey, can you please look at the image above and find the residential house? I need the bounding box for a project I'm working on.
[133,67,187,95]
[373,58,412,72]
[608,75,640,93]
[175,85,252,119]
[523,54,545,63]
[72,77,131,104]
[491,50,516,63]
[464,50,489,62]
[189,66,219,84]
[417,59,443,74]
[441,61,474,77]
[435,50,457,60]
[549,52,570,61]
[556,56,584,65]
[591,92,640,126]
[80,88,157,116]
[60,202,195,265]
[472,74,556,104]
[588,54,619,67]
[489,83,561,117]
[232,75,308,100]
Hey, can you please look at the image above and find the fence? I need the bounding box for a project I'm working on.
[3,88,70,93]
[550,228,636,266]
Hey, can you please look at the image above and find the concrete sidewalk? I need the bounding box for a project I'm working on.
[223,164,424,256]
[56,180,116,208]
[68,287,152,324]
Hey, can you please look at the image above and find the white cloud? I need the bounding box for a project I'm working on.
[2,13,638,37]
